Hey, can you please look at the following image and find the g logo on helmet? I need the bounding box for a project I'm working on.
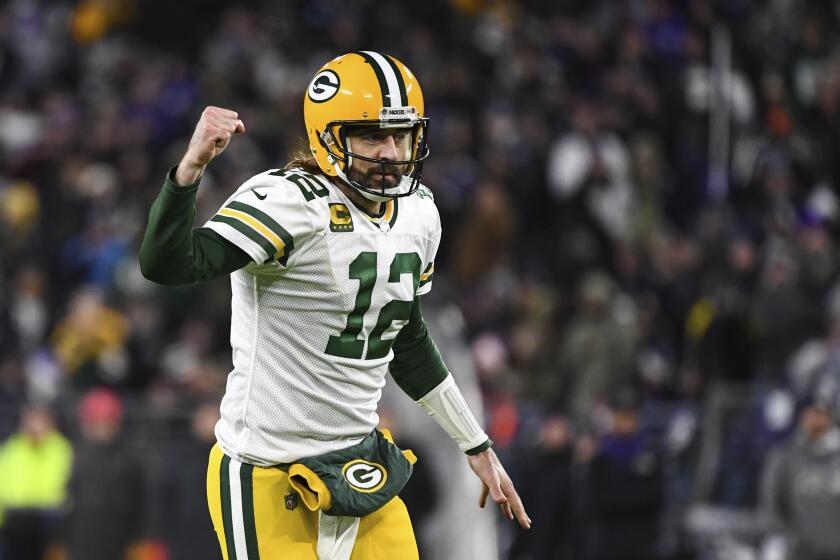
[342,459,387,493]
[308,70,340,103]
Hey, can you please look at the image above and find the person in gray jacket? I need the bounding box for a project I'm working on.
[760,374,840,560]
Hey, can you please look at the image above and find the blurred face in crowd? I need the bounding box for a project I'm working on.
[612,409,640,436]
[21,406,54,444]
[829,320,840,347]
[571,103,599,136]
[539,416,571,451]
[345,126,411,193]
[578,274,611,317]
[728,238,756,274]
[82,417,121,443]
[764,258,796,289]
[79,389,123,444]
[801,405,833,440]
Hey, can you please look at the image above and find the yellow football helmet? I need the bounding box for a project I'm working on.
[303,51,430,200]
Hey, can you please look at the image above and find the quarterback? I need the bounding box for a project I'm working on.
[140,51,529,559]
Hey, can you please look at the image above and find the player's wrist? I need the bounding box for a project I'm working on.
[465,438,493,456]
[174,159,206,187]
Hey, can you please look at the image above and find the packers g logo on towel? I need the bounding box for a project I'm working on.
[342,459,387,493]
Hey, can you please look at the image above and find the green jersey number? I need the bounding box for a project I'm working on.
[268,169,329,201]
[325,252,421,360]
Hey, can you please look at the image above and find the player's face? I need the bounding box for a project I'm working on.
[346,127,411,191]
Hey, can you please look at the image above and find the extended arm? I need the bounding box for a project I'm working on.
[390,298,530,529]
[139,106,250,285]
[391,299,491,454]
[139,169,251,285]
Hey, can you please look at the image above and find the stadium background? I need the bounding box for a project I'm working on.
[2,0,840,559]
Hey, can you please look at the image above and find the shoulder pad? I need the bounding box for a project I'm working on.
[415,184,435,201]
[244,168,333,204]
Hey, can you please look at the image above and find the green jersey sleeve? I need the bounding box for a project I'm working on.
[389,296,449,400]
[139,168,251,285]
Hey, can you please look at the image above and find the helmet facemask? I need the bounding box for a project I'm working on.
[320,115,430,202]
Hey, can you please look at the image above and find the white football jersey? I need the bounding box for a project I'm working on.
[203,168,440,466]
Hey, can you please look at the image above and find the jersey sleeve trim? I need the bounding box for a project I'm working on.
[208,214,274,263]
[416,261,434,295]
[419,262,434,283]
[209,200,296,266]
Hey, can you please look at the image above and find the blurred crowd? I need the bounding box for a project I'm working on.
[3,0,840,558]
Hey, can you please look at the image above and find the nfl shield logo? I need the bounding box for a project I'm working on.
[285,492,299,510]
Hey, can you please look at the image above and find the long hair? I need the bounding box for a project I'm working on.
[283,140,322,175]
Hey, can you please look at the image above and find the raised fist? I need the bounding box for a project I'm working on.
[175,106,245,186]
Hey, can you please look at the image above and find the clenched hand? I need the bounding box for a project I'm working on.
[175,106,246,186]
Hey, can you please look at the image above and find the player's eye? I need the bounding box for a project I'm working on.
[393,132,409,144]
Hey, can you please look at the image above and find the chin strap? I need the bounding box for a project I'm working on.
[330,162,394,203]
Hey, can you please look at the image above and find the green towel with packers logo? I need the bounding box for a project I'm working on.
[287,429,417,517]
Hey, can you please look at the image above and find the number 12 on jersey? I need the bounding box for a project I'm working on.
[326,252,421,360]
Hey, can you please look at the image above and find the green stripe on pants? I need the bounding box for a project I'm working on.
[220,455,237,560]
[240,464,260,559]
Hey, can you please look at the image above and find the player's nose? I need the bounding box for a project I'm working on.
[376,135,399,161]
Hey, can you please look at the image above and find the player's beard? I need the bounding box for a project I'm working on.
[347,162,406,193]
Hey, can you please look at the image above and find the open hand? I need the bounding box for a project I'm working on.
[467,447,531,529]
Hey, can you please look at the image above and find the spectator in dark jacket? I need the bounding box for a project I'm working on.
[66,388,145,560]
[586,389,664,560]
[147,400,221,560]
[508,413,574,560]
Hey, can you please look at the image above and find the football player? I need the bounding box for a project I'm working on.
[140,51,529,559]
